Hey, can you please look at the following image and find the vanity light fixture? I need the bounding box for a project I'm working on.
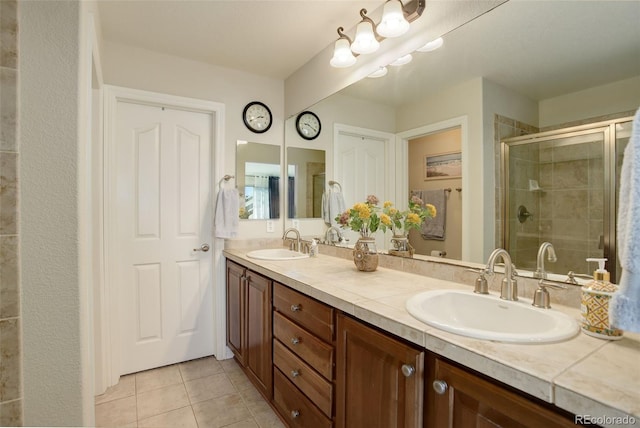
[330,0,425,68]
[350,9,379,55]
[390,53,412,66]
[330,27,357,68]
[416,37,444,52]
[367,66,388,78]
[377,0,410,38]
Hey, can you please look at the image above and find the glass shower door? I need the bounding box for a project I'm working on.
[504,128,608,277]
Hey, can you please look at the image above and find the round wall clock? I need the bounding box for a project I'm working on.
[295,111,321,140]
[243,101,272,133]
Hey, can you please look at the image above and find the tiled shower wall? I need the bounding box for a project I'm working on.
[0,0,22,425]
[493,114,539,257]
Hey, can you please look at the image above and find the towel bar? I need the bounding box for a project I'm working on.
[328,180,342,192]
[219,174,235,190]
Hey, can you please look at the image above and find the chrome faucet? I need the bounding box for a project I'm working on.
[283,228,301,252]
[485,248,518,301]
[324,226,343,245]
[534,242,557,279]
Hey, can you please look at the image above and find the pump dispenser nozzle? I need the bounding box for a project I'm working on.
[586,258,609,282]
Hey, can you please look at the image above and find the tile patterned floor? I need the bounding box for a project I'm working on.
[95,356,286,428]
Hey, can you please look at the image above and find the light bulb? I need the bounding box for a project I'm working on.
[377,0,410,38]
[390,54,412,66]
[351,17,379,54]
[330,38,357,68]
[416,37,444,52]
[368,67,388,78]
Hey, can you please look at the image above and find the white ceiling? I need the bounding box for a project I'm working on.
[98,0,385,80]
[98,1,640,106]
[343,0,640,106]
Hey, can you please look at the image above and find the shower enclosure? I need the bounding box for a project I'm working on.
[501,116,633,282]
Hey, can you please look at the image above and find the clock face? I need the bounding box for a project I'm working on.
[243,101,272,133]
[296,111,321,140]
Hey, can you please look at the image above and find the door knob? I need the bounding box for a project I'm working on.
[194,244,210,252]
[432,379,448,395]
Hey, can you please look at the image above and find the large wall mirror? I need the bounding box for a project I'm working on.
[236,141,281,220]
[286,147,326,219]
[284,1,640,279]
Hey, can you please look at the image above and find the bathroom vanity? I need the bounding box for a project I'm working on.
[224,249,639,427]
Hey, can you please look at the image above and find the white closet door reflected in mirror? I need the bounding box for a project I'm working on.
[236,141,281,220]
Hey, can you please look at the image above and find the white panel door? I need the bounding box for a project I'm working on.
[116,101,214,374]
[335,132,387,247]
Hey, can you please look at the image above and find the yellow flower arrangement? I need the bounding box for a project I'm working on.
[336,194,436,237]
[381,195,436,236]
[336,195,382,236]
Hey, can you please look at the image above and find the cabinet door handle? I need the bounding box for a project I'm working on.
[433,379,448,395]
[290,337,300,345]
[291,304,301,312]
[291,370,300,378]
[401,364,415,377]
[291,410,300,419]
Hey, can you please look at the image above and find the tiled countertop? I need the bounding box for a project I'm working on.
[223,249,640,427]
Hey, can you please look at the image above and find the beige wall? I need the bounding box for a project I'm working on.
[539,76,640,128]
[408,128,463,260]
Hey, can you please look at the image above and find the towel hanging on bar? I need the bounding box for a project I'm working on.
[412,189,447,240]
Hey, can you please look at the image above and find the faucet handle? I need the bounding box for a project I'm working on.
[532,280,567,309]
[466,268,489,294]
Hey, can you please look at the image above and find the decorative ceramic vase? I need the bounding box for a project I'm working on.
[353,237,378,272]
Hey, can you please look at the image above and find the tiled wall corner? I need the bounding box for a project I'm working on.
[0,0,22,425]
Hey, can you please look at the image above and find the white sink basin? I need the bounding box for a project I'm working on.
[246,248,309,261]
[405,289,578,343]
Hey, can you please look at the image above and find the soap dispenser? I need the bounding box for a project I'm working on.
[580,258,623,340]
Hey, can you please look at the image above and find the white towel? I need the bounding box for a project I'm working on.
[414,189,446,240]
[328,191,346,228]
[215,188,239,239]
[322,191,331,226]
[611,107,640,332]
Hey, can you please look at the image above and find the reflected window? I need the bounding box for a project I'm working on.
[243,162,280,219]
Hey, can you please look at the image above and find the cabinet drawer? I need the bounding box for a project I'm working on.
[273,368,333,428]
[274,312,334,380]
[274,282,334,342]
[274,339,333,417]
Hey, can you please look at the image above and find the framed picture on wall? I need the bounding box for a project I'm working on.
[424,151,462,180]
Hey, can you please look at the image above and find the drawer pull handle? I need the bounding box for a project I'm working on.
[433,379,448,395]
[291,304,301,312]
[291,370,300,378]
[401,364,415,377]
[291,337,300,345]
[291,410,300,419]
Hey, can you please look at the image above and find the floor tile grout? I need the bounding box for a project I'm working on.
[95,356,281,428]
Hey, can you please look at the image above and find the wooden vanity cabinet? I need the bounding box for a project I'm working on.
[272,282,335,428]
[225,260,272,399]
[336,313,425,428]
[426,355,576,428]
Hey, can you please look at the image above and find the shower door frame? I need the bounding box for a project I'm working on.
[501,116,632,282]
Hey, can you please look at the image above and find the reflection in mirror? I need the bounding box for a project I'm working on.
[236,141,281,220]
[285,1,639,278]
[502,116,633,283]
[408,127,462,260]
[287,147,326,219]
